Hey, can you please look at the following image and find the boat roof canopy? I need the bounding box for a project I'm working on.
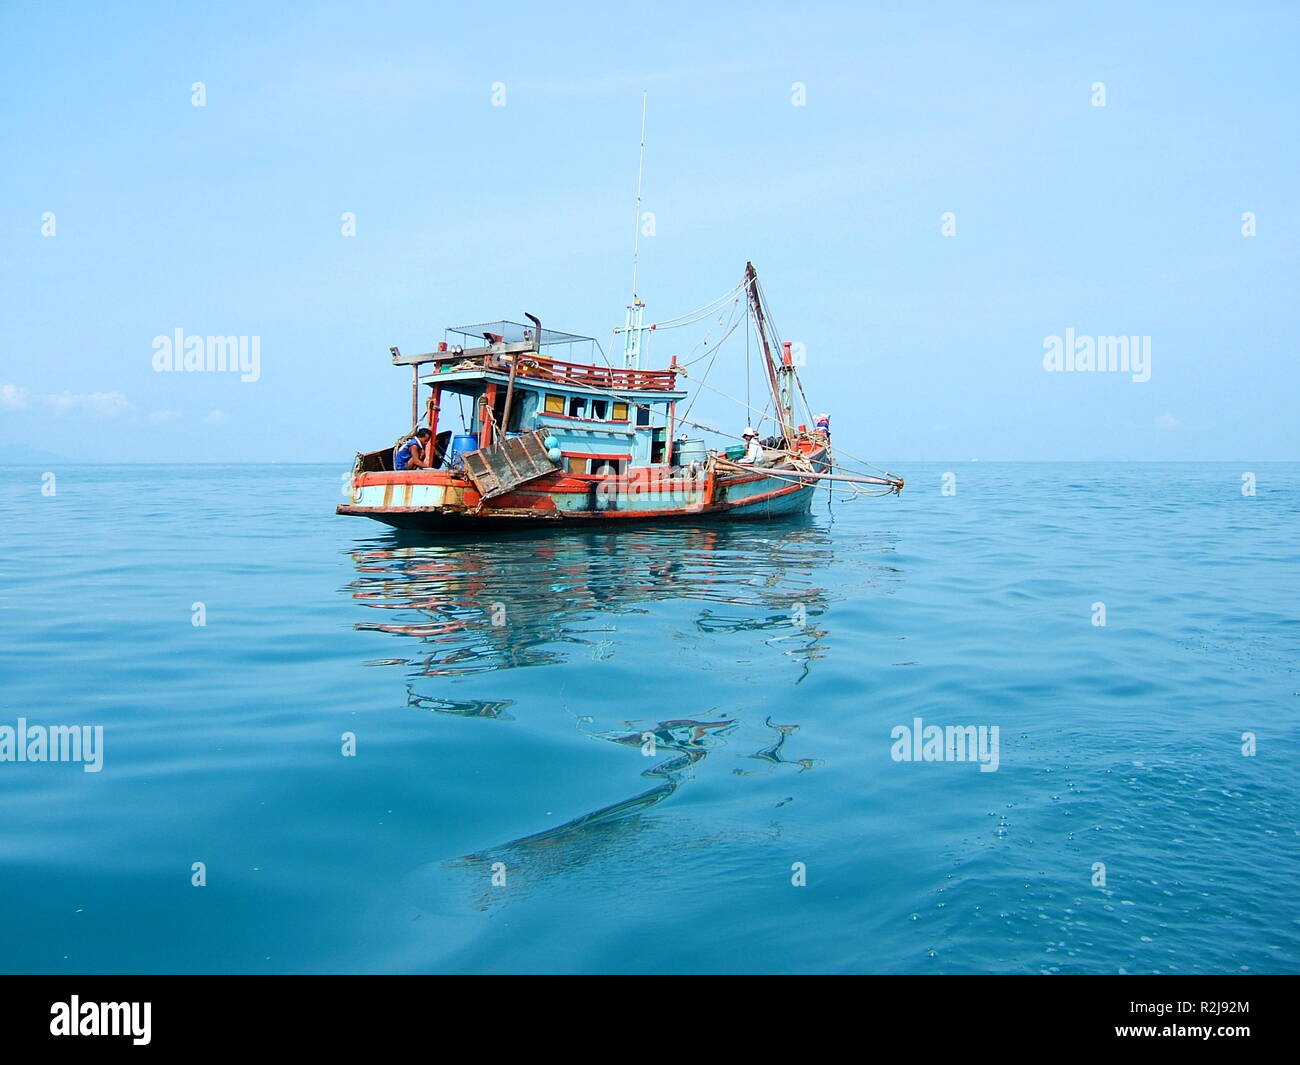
[446,320,600,351]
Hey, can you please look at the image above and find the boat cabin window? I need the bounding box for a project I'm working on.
[564,456,627,476]
[568,396,586,418]
[636,405,651,427]
[591,399,608,420]
[544,394,565,414]
[612,401,629,421]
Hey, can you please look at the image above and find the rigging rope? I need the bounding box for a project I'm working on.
[748,275,901,483]
[646,281,746,329]
[453,270,904,485]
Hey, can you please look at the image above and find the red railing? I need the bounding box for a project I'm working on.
[510,355,678,392]
[421,352,679,392]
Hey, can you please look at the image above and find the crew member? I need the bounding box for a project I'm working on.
[737,427,765,466]
[394,427,433,470]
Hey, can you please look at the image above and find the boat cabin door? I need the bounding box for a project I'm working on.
[650,427,668,464]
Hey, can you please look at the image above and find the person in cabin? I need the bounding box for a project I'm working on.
[394,427,433,471]
[736,427,766,466]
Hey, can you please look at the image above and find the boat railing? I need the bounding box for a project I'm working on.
[418,351,678,392]
[515,354,677,392]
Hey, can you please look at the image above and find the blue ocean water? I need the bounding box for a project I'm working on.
[1,462,1297,974]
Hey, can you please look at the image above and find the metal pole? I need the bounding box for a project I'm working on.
[630,91,647,302]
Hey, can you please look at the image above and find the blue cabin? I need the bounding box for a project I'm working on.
[394,320,689,474]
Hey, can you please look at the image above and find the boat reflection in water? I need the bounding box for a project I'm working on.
[347,519,854,686]
[344,518,901,900]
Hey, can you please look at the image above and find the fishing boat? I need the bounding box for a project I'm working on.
[338,262,902,533]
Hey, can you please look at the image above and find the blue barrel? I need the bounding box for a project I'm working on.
[449,433,479,466]
[675,437,706,465]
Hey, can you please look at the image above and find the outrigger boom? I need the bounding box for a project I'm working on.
[715,458,904,490]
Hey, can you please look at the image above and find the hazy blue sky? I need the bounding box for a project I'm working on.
[1,0,1296,463]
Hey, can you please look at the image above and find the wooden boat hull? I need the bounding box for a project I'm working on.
[337,449,828,533]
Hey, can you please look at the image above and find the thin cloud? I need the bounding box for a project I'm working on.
[44,391,131,417]
[0,384,29,410]
[522,59,779,94]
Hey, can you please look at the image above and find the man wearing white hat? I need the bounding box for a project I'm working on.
[736,426,765,466]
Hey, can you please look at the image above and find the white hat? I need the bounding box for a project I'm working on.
[742,427,758,438]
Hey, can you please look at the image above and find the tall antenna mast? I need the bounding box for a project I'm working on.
[621,91,649,369]
[630,90,647,301]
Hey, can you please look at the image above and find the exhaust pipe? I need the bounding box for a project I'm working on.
[503,313,542,439]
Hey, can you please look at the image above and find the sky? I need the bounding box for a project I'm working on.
[1,0,1297,463]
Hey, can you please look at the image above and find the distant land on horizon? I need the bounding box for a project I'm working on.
[0,444,78,465]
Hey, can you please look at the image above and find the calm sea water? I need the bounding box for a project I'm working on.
[1,462,1297,974]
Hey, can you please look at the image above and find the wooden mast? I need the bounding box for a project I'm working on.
[744,262,792,447]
